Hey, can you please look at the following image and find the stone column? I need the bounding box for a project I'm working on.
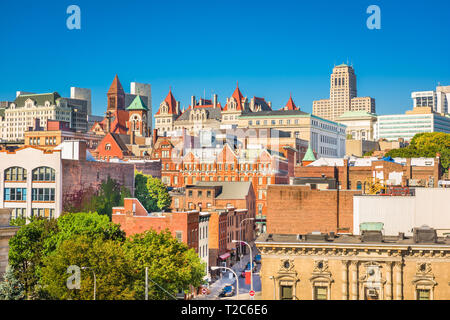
[394,261,403,300]
[341,260,349,300]
[350,261,359,300]
[385,262,393,300]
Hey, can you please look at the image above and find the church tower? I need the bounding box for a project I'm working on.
[126,95,149,137]
[107,75,126,112]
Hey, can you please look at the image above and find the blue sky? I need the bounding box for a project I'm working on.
[0,0,449,119]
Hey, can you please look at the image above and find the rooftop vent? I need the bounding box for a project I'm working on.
[267,234,273,241]
[305,232,329,242]
[361,230,383,243]
[413,225,437,244]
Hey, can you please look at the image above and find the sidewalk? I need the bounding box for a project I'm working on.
[194,244,259,300]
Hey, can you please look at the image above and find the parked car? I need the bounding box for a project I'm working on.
[218,285,235,297]
[246,262,257,272]
[254,254,261,264]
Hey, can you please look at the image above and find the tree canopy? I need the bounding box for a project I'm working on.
[134,173,171,212]
[386,132,450,172]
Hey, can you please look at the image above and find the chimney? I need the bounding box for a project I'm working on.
[130,130,135,145]
[78,140,87,161]
[105,112,111,133]
[152,129,158,146]
[213,94,218,108]
[176,101,181,114]
[191,96,196,108]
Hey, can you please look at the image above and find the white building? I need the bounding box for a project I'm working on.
[353,188,450,236]
[377,111,450,141]
[412,85,450,114]
[199,212,211,281]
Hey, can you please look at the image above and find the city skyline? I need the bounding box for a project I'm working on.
[1,0,450,117]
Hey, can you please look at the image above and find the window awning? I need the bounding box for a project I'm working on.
[219,252,231,260]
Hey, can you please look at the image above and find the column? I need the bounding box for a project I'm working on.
[341,260,349,300]
[394,261,403,300]
[350,261,359,300]
[385,262,393,300]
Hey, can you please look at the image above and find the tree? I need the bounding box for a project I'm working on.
[8,218,59,298]
[386,132,450,172]
[81,177,131,218]
[135,173,171,212]
[0,265,25,300]
[48,212,126,250]
[40,235,135,300]
[124,230,205,300]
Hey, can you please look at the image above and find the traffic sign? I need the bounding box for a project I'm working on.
[249,290,255,297]
[202,288,208,295]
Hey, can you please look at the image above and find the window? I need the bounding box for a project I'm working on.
[32,167,55,182]
[281,285,293,300]
[4,167,27,181]
[32,188,55,202]
[417,289,431,300]
[4,188,27,201]
[207,191,211,197]
[10,208,26,219]
[314,286,328,300]
[105,143,111,151]
[198,191,203,197]
[32,208,54,218]
[188,190,193,197]
[175,231,183,242]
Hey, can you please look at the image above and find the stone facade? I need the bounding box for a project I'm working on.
[256,232,450,300]
[0,208,20,276]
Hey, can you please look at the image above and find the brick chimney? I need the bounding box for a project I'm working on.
[152,129,158,146]
[213,94,218,108]
[191,96,196,108]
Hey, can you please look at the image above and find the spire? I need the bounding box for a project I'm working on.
[108,74,125,95]
[284,94,298,111]
[231,81,244,110]
[302,143,316,163]
[164,88,178,114]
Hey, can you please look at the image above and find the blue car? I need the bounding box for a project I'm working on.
[254,255,261,264]
[219,285,235,297]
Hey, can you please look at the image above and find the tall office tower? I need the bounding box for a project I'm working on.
[313,64,375,121]
[412,85,450,114]
[70,87,92,115]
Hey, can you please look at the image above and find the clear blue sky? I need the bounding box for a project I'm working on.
[1,0,449,118]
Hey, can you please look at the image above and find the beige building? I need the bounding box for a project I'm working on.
[313,64,376,121]
[0,208,20,275]
[256,228,450,300]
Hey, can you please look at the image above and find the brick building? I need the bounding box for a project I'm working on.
[294,156,442,190]
[0,208,20,275]
[266,184,360,235]
[112,198,199,251]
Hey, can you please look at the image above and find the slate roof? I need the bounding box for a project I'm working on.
[194,181,252,200]
[176,105,222,121]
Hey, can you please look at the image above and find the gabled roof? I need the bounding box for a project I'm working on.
[108,75,125,95]
[126,95,148,111]
[110,133,131,152]
[283,94,298,111]
[156,89,178,115]
[175,105,222,122]
[223,83,244,111]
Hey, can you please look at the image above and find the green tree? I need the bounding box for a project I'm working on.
[135,173,171,212]
[124,230,204,300]
[0,265,25,300]
[386,132,450,172]
[8,218,59,298]
[40,235,135,300]
[48,212,126,250]
[82,177,131,218]
[9,217,26,227]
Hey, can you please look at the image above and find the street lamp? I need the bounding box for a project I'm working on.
[81,267,96,300]
[239,218,255,266]
[211,266,239,300]
[232,239,253,298]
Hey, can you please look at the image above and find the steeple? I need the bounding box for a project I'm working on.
[107,74,125,111]
[284,93,298,111]
[302,143,316,166]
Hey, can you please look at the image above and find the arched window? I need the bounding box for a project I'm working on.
[4,167,27,181]
[105,143,111,151]
[32,167,55,182]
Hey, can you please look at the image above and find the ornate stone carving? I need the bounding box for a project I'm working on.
[279,259,295,272]
[313,260,329,273]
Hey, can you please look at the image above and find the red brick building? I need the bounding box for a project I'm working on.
[266,184,361,235]
[112,198,199,250]
[294,156,442,190]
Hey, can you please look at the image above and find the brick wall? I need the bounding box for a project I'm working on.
[133,161,162,178]
[266,185,361,235]
[62,159,135,211]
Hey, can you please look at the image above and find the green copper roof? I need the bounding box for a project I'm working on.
[336,63,348,67]
[14,92,61,108]
[302,144,316,162]
[126,95,148,111]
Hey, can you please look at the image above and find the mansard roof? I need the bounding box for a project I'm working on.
[175,105,222,122]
